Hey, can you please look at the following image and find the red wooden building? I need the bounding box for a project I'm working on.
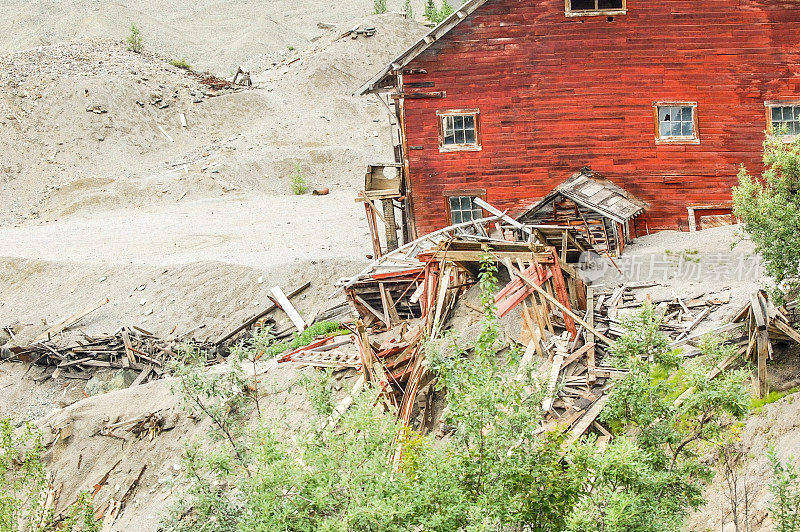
[358,0,800,242]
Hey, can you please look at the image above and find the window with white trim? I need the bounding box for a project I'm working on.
[437,110,481,151]
[654,103,699,142]
[448,196,483,224]
[566,0,626,16]
[769,104,800,137]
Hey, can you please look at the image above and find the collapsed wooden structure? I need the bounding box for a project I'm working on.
[517,169,648,256]
[281,207,800,460]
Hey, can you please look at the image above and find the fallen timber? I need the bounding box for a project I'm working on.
[310,202,800,464]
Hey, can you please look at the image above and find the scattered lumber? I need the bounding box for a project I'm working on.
[34,298,110,342]
[5,327,214,384]
[215,282,310,347]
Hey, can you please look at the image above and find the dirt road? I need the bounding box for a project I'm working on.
[0,192,373,267]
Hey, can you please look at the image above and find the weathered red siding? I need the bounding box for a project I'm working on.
[401,0,800,235]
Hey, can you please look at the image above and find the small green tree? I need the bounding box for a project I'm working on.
[768,446,800,532]
[424,0,438,22]
[290,162,308,195]
[127,23,143,53]
[404,0,414,18]
[438,0,455,20]
[373,0,387,14]
[0,419,99,532]
[733,134,800,300]
[577,305,751,532]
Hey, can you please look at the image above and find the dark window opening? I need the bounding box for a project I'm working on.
[771,105,800,136]
[448,196,483,224]
[569,0,623,12]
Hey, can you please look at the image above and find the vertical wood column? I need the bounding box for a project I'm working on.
[382,198,399,252]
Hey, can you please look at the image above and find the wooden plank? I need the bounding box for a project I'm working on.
[516,271,615,346]
[541,354,564,412]
[757,328,769,398]
[565,395,609,447]
[34,298,110,342]
[586,286,597,384]
[751,292,768,331]
[130,365,153,387]
[216,282,310,345]
[271,286,307,332]
[773,319,800,344]
[667,321,743,349]
[121,329,137,365]
[430,264,452,338]
[562,342,596,367]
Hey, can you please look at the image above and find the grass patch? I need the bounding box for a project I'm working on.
[265,320,348,358]
[751,387,800,412]
[169,58,192,70]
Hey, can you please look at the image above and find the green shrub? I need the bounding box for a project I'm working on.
[751,387,800,412]
[164,268,749,531]
[768,447,800,532]
[169,58,192,70]
[127,23,143,53]
[404,0,414,18]
[290,163,308,195]
[373,0,387,14]
[0,419,99,532]
[733,134,800,301]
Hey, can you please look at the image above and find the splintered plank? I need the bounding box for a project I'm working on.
[516,271,615,347]
[541,354,564,412]
[564,395,609,447]
[35,298,110,342]
[495,264,552,318]
[271,286,307,332]
[216,282,310,345]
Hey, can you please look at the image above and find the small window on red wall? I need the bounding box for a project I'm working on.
[443,190,486,224]
[437,109,482,152]
[448,196,483,224]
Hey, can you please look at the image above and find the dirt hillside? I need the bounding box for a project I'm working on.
[0,0,431,74]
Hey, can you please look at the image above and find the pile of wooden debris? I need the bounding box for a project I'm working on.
[279,201,800,465]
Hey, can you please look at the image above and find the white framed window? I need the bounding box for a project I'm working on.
[653,102,699,143]
[437,109,481,152]
[565,0,626,17]
[447,195,483,224]
[766,102,800,138]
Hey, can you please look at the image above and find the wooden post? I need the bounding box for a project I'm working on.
[364,201,383,259]
[757,329,769,398]
[382,198,399,252]
[586,286,597,384]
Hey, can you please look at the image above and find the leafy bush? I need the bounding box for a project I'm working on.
[165,268,749,531]
[169,58,192,70]
[0,419,99,532]
[733,134,800,300]
[584,304,750,532]
[373,0,387,14]
[289,163,308,195]
[768,446,800,532]
[127,23,143,53]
